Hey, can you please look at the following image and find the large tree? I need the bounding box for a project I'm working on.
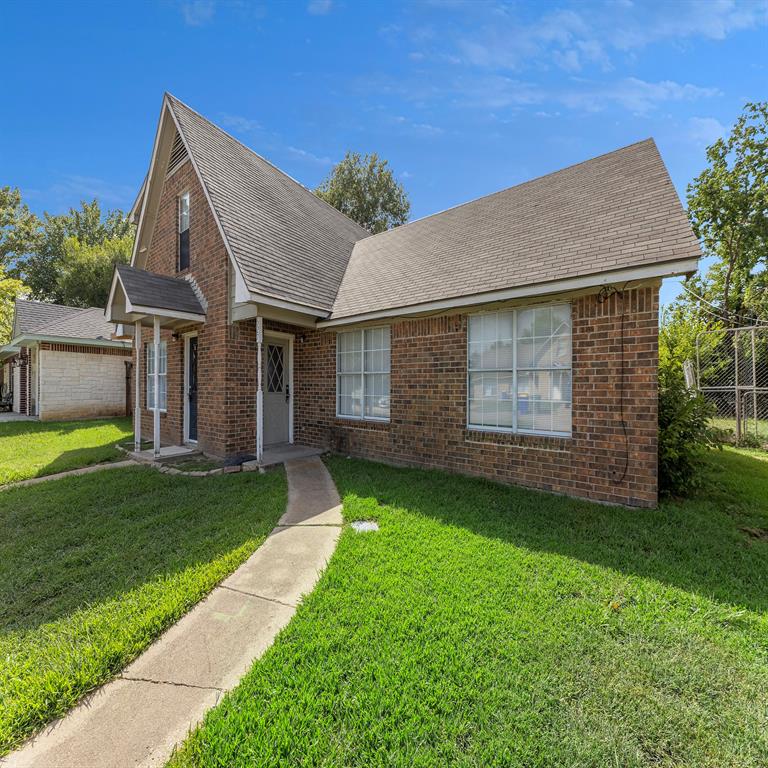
[315,152,410,234]
[686,102,768,325]
[0,266,27,344]
[0,186,39,268]
[15,200,133,303]
[57,234,133,308]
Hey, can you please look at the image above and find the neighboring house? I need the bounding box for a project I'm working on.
[0,300,132,420]
[106,94,701,507]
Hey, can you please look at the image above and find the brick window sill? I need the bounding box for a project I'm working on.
[464,428,570,451]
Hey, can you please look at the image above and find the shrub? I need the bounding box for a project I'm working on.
[658,365,721,497]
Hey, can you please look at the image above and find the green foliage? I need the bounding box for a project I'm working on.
[0,187,40,267]
[658,361,721,497]
[316,151,410,233]
[0,459,286,753]
[12,199,134,304]
[0,266,28,344]
[686,102,768,324]
[172,453,768,768]
[57,233,133,308]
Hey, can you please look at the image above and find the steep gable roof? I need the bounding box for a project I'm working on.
[329,139,700,320]
[134,94,370,315]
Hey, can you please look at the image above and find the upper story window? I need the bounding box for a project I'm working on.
[468,304,572,436]
[178,192,190,271]
[337,327,390,421]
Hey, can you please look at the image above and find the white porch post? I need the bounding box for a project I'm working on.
[134,320,142,452]
[256,316,263,462]
[153,316,161,459]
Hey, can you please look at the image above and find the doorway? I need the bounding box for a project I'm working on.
[184,333,198,443]
[262,334,292,446]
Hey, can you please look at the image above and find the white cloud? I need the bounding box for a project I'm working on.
[218,113,261,134]
[688,116,727,146]
[180,0,215,26]
[286,146,333,165]
[48,175,135,210]
[559,78,720,115]
[307,0,332,15]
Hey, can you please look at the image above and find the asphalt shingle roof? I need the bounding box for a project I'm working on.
[13,300,117,341]
[330,139,700,319]
[167,95,370,313]
[117,264,205,316]
[13,300,83,336]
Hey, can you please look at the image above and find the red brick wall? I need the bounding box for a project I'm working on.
[272,286,659,508]
[137,159,659,506]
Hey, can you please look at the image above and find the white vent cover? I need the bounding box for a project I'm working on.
[167,132,189,176]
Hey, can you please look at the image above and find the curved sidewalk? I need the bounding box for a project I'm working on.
[4,456,342,768]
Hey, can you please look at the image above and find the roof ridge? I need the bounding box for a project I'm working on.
[164,93,370,238]
[360,137,657,242]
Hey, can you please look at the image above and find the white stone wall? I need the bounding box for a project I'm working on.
[40,349,128,420]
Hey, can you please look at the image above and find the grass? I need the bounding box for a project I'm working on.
[0,465,286,754]
[711,416,768,442]
[171,448,768,768]
[0,417,133,485]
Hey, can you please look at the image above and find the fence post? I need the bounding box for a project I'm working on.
[752,327,758,438]
[735,330,741,441]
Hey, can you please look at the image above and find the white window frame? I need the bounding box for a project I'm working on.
[179,191,190,234]
[146,340,168,413]
[336,326,390,422]
[467,302,572,438]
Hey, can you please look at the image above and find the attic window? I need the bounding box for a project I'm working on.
[167,132,188,177]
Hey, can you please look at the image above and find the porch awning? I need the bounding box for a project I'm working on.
[0,345,21,361]
[106,264,206,328]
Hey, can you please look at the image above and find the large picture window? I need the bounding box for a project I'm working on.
[468,304,571,436]
[337,327,390,421]
[147,341,168,412]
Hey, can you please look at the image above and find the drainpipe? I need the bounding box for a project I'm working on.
[153,316,161,459]
[134,320,142,453]
[256,316,263,462]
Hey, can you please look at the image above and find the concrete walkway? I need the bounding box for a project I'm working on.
[1,460,137,492]
[4,456,342,768]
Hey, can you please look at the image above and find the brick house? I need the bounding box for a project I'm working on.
[106,94,700,507]
[0,300,131,419]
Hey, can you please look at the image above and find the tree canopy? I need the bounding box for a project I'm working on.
[1,187,39,268]
[686,101,768,326]
[13,200,134,303]
[315,151,410,234]
[0,266,28,345]
[57,234,134,308]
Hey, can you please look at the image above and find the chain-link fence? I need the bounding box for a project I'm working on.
[696,326,768,442]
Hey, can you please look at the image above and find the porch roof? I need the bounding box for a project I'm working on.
[107,264,207,328]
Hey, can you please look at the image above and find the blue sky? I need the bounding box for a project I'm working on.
[3,0,767,305]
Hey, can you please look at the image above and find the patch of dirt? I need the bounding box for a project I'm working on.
[739,526,768,541]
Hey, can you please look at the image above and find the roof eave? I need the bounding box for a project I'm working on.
[319,256,699,328]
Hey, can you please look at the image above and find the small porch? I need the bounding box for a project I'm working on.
[106,264,207,459]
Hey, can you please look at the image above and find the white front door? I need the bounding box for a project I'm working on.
[262,338,290,446]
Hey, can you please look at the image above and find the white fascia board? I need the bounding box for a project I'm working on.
[105,268,125,323]
[127,304,206,324]
[245,290,329,318]
[318,257,699,328]
[131,96,169,267]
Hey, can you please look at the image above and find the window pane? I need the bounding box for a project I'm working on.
[364,373,390,419]
[338,374,362,417]
[552,402,571,433]
[534,400,553,433]
[147,376,155,410]
[179,194,190,232]
[159,342,167,375]
[159,376,167,411]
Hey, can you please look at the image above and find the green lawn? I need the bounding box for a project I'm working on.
[0,417,133,485]
[0,466,286,754]
[172,448,768,768]
[712,416,768,442]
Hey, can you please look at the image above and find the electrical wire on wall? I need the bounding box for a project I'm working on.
[597,282,630,485]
